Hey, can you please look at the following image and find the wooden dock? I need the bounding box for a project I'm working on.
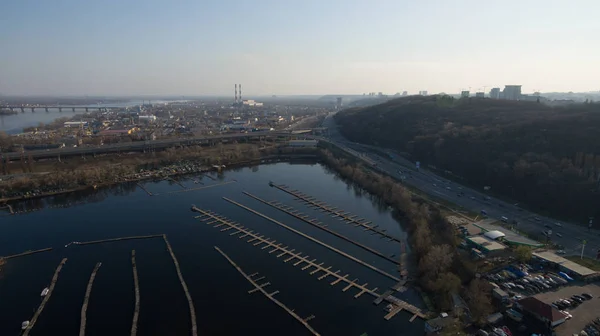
[202,173,217,181]
[270,183,402,243]
[136,183,154,196]
[214,246,321,336]
[192,207,426,321]
[79,262,102,336]
[70,234,164,246]
[167,177,186,189]
[1,247,52,260]
[163,235,197,336]
[166,180,236,195]
[131,250,140,336]
[219,199,401,282]
[23,258,68,336]
[243,191,399,265]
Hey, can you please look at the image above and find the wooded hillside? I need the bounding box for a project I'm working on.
[334,95,600,222]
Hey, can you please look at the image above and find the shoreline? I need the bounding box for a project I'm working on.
[0,153,320,207]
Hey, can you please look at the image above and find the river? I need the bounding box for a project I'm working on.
[0,100,178,134]
[0,162,424,336]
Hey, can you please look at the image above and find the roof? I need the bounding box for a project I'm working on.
[426,317,455,329]
[517,297,565,322]
[99,129,130,135]
[473,219,543,247]
[533,251,597,277]
[484,230,506,240]
[467,236,506,251]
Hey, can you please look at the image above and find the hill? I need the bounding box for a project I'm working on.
[334,95,600,222]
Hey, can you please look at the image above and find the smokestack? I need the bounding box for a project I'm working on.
[239,84,242,103]
[234,84,238,103]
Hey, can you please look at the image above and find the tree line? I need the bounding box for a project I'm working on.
[318,146,493,325]
[334,95,600,222]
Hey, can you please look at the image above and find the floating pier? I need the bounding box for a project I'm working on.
[131,250,140,336]
[0,247,52,260]
[136,183,154,196]
[163,235,197,336]
[0,204,14,214]
[202,173,217,181]
[270,183,402,243]
[193,207,426,320]
[69,234,164,246]
[243,191,399,265]
[219,199,400,282]
[23,258,68,336]
[166,180,236,195]
[79,262,102,336]
[214,246,321,336]
[167,177,187,189]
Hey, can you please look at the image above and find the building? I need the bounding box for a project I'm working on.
[424,314,456,335]
[532,251,598,280]
[516,297,566,327]
[64,121,89,128]
[461,91,470,98]
[402,91,408,96]
[502,85,522,100]
[475,92,485,98]
[466,235,507,255]
[138,115,157,122]
[489,88,501,99]
[242,99,263,107]
[336,97,343,109]
[419,90,428,96]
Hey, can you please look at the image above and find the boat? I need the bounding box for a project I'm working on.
[21,321,30,330]
[40,287,49,297]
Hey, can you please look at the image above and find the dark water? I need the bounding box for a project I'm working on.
[0,162,424,336]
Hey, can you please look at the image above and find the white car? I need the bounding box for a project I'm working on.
[560,310,572,319]
[555,222,562,227]
[556,250,566,254]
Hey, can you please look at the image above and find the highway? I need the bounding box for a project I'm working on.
[2,131,285,161]
[321,112,600,260]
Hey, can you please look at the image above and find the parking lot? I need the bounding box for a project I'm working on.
[534,283,600,336]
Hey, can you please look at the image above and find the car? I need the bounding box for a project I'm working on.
[544,224,552,229]
[582,293,593,299]
[534,217,541,221]
[555,222,562,227]
[556,233,563,237]
[556,250,566,254]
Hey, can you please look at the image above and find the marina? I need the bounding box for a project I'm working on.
[165,180,236,194]
[214,246,321,336]
[269,183,402,243]
[0,163,424,335]
[243,191,399,264]
[193,207,426,321]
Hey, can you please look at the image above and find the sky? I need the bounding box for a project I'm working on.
[1,0,600,96]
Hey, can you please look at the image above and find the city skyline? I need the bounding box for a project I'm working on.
[1,0,600,96]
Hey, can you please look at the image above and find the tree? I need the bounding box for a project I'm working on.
[514,245,532,262]
[464,279,493,326]
[419,244,454,279]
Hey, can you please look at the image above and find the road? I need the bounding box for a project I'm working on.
[320,112,600,260]
[2,131,285,161]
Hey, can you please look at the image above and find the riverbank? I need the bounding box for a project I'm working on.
[0,144,319,206]
[316,145,494,325]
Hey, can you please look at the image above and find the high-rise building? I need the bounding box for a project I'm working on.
[475,92,485,98]
[402,91,408,96]
[418,91,428,96]
[490,88,501,99]
[502,85,522,100]
[461,91,470,98]
[336,97,343,109]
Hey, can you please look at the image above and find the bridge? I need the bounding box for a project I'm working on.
[0,105,130,113]
[1,131,307,161]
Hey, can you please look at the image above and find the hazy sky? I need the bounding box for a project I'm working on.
[1,0,599,96]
